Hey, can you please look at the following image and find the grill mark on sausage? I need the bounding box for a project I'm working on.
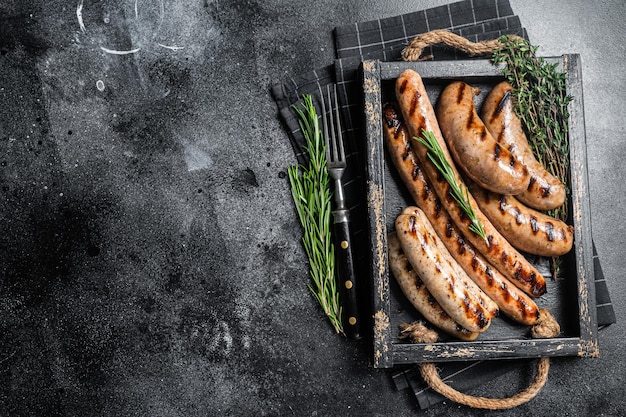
[462,290,472,315]
[420,174,432,199]
[479,126,488,141]
[512,266,545,296]
[445,221,454,239]
[412,161,420,181]
[497,129,508,144]
[458,326,474,336]
[476,310,488,329]
[545,222,555,241]
[434,198,443,219]
[466,108,475,130]
[531,276,545,297]
[500,249,511,266]
[530,216,539,233]
[541,184,552,197]
[511,207,522,225]
[456,83,466,104]
[409,89,420,117]
[403,143,411,160]
[498,195,506,213]
[485,266,495,287]
[427,294,437,306]
[493,142,502,160]
[471,256,479,271]
[409,215,417,234]
[398,79,408,94]
[495,89,512,115]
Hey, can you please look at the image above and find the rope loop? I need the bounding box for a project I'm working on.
[402,309,560,410]
[401,29,525,61]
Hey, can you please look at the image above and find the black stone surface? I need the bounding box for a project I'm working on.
[1,1,624,416]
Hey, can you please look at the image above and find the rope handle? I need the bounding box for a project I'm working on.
[401,29,525,61]
[400,309,560,410]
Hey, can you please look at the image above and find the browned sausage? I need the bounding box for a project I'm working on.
[468,180,574,257]
[383,103,540,325]
[395,207,492,333]
[395,69,547,297]
[436,81,530,195]
[481,81,566,211]
[388,232,480,340]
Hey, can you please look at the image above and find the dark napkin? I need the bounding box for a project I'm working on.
[271,0,615,410]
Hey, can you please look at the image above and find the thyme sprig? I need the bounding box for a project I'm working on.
[492,36,572,277]
[416,129,487,241]
[288,94,344,335]
[492,36,572,222]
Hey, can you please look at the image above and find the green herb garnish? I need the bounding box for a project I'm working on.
[492,36,572,222]
[416,129,487,241]
[492,36,572,277]
[288,94,343,335]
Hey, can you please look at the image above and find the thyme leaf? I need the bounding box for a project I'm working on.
[288,94,344,335]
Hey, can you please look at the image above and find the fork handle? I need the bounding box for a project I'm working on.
[333,211,362,340]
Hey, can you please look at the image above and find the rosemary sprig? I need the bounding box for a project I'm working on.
[492,37,572,277]
[492,36,572,222]
[287,94,344,335]
[416,129,487,241]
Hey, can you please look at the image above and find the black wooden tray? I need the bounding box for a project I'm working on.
[361,56,598,368]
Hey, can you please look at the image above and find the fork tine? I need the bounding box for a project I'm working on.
[331,84,345,162]
[326,85,338,162]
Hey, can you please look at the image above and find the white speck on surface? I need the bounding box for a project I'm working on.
[76,0,86,32]
[179,136,212,172]
[96,80,105,91]
[156,43,185,51]
[100,46,141,55]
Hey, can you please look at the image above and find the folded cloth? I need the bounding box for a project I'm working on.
[271,0,616,410]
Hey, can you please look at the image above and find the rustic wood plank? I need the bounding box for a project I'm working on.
[362,59,393,368]
[563,53,599,357]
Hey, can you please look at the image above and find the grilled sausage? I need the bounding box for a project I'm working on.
[468,180,574,257]
[388,232,480,340]
[383,103,540,325]
[395,207,492,333]
[481,81,566,211]
[436,81,530,195]
[395,69,547,297]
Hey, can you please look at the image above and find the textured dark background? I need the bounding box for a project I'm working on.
[1,0,624,416]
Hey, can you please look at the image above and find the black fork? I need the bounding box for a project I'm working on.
[320,84,361,340]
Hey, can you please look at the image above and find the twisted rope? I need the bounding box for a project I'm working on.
[401,29,525,61]
[402,309,560,410]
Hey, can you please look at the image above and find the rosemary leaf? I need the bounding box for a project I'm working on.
[288,94,344,335]
[416,129,487,241]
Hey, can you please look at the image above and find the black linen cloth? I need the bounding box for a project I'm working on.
[271,0,616,409]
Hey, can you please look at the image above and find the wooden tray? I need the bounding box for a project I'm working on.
[361,56,598,368]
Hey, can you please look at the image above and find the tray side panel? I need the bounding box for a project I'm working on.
[362,60,393,368]
[564,53,599,357]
